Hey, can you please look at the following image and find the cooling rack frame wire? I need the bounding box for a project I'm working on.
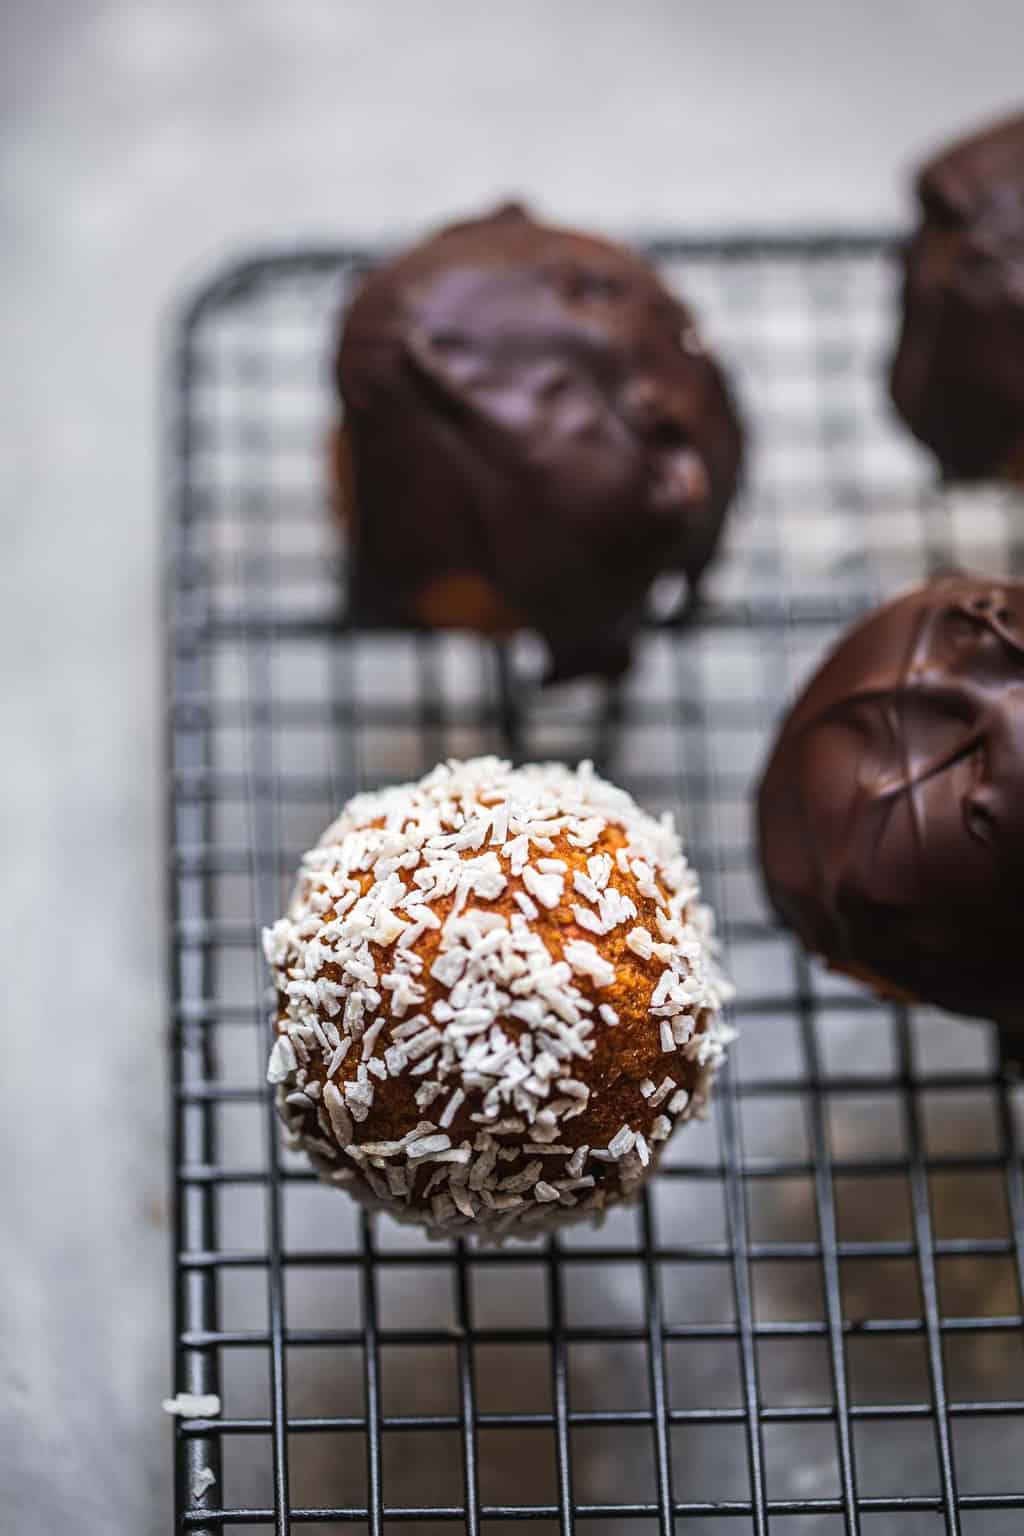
[166,232,1024,1535]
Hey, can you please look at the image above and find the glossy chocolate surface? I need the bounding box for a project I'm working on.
[758,576,1024,1032]
[891,112,1024,481]
[336,204,742,680]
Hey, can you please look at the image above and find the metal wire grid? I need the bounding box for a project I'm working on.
[168,235,1024,1536]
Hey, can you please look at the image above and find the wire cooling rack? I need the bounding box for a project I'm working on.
[167,234,1024,1535]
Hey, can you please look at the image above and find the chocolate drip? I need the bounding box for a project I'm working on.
[335,204,743,681]
[757,576,1024,1033]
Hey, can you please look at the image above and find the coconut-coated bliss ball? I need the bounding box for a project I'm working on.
[263,758,733,1239]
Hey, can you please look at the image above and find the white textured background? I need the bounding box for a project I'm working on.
[2,3,1021,1530]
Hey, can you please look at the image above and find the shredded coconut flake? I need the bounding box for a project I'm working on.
[162,1393,220,1419]
[407,1133,452,1160]
[191,1467,217,1500]
[522,864,564,910]
[266,1034,297,1084]
[564,940,616,988]
[626,926,654,961]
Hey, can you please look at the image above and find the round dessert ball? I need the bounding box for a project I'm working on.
[264,757,732,1239]
[334,203,743,682]
[757,576,1024,1037]
[890,111,1024,482]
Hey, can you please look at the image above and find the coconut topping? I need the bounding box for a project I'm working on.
[162,1393,221,1419]
[192,1468,217,1501]
[264,757,732,1239]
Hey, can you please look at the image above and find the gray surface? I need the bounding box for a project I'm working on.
[1,3,1021,1531]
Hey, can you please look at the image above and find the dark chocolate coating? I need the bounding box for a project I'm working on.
[891,111,1024,481]
[757,576,1024,1033]
[336,204,743,680]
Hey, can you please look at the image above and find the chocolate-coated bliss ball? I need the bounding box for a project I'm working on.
[758,576,1024,1045]
[334,204,743,682]
[891,111,1024,482]
[265,758,732,1239]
